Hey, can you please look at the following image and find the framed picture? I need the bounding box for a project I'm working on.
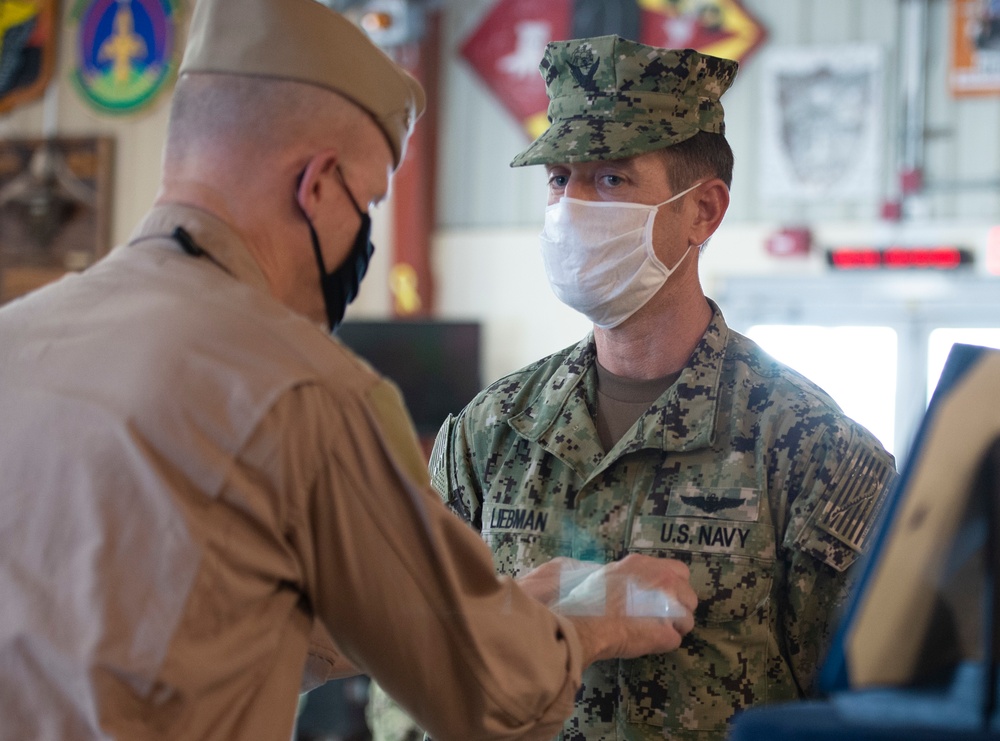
[950,0,1000,96]
[0,136,114,304]
[759,44,884,202]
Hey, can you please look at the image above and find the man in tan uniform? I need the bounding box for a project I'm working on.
[0,3,699,741]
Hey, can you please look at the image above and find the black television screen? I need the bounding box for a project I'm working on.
[335,320,483,437]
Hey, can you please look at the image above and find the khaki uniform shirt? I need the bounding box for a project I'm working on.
[0,205,584,741]
[429,302,897,741]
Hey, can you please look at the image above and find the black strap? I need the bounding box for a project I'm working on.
[172,226,206,257]
[170,226,233,276]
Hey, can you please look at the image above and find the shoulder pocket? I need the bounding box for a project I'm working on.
[789,445,896,572]
[428,414,454,498]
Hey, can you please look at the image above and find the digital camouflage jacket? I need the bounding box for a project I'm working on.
[429,301,897,741]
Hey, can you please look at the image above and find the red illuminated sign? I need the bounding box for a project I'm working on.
[987,226,1000,275]
[826,247,974,270]
[828,249,882,269]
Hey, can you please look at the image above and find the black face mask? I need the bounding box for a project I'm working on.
[306,167,375,332]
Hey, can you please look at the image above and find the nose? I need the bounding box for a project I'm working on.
[563,176,596,201]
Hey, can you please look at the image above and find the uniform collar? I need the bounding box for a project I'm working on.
[127,204,272,296]
[509,336,600,481]
[644,299,728,453]
[509,333,596,442]
[510,301,730,480]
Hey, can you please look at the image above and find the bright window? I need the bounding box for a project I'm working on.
[927,328,1000,402]
[747,325,898,455]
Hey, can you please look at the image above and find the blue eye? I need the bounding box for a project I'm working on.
[548,174,568,188]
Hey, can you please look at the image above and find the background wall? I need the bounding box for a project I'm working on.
[432,0,1000,228]
[0,13,176,250]
[357,0,1000,384]
[5,1,998,389]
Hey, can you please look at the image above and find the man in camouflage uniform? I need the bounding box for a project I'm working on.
[421,36,897,741]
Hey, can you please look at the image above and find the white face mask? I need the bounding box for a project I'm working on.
[539,181,702,329]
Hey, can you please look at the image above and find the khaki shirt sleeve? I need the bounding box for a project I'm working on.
[301,617,358,692]
[284,380,583,741]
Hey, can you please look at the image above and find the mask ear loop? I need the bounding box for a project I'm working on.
[646,180,707,265]
[294,167,333,289]
[333,165,367,217]
[655,179,705,208]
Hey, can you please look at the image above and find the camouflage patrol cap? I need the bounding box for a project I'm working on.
[179,0,425,169]
[511,36,738,167]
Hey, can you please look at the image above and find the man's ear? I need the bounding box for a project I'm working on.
[295,150,339,220]
[690,178,730,246]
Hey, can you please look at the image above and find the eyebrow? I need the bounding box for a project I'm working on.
[544,160,640,175]
[601,158,640,174]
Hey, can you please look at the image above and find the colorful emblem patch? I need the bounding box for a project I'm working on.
[71,0,177,115]
[0,0,58,115]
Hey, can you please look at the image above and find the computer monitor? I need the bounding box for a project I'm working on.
[821,343,1000,692]
[335,320,483,439]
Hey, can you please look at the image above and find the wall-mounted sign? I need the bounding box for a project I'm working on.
[951,0,1000,95]
[70,0,179,115]
[765,227,812,258]
[826,246,974,270]
[636,0,766,63]
[0,0,59,115]
[759,44,884,202]
[460,0,568,138]
[0,136,113,304]
[460,0,766,138]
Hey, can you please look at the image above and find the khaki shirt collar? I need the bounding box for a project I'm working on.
[127,204,273,296]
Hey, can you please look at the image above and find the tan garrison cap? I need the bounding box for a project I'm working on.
[511,36,737,167]
[180,0,425,168]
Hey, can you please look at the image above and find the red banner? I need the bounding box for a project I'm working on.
[461,0,766,137]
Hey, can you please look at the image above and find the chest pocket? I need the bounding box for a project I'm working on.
[629,518,775,623]
[623,487,780,733]
[627,484,776,624]
[481,503,571,578]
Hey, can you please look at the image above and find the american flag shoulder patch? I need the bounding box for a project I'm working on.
[816,449,896,553]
